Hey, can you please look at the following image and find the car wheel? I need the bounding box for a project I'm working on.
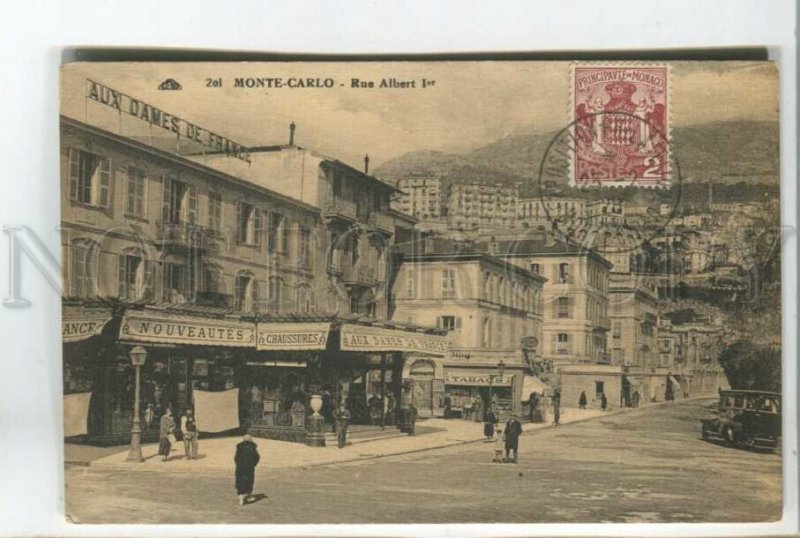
[723,425,736,445]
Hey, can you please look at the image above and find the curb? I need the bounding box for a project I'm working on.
[75,396,716,473]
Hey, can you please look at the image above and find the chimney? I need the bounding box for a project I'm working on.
[364,154,370,174]
[289,122,296,145]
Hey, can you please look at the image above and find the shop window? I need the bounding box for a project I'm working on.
[117,250,153,300]
[125,166,147,218]
[235,201,262,246]
[68,148,111,208]
[207,193,223,232]
[162,176,197,224]
[234,271,258,313]
[69,239,99,298]
[298,226,312,268]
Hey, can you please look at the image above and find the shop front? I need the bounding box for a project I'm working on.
[443,367,520,420]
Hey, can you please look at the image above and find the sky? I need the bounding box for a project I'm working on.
[61,61,779,170]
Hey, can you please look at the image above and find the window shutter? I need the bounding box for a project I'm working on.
[551,333,557,354]
[235,201,243,243]
[568,297,575,318]
[162,175,172,222]
[68,149,79,200]
[253,207,262,246]
[187,186,198,223]
[455,317,462,329]
[281,219,290,253]
[117,254,127,299]
[251,279,259,311]
[142,260,154,300]
[98,157,111,208]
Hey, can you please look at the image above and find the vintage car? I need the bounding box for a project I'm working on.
[701,390,781,452]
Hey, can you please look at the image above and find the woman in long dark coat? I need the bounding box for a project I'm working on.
[234,434,260,506]
[483,406,497,440]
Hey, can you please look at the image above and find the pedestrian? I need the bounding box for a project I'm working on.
[632,390,641,408]
[483,406,498,441]
[158,407,175,462]
[386,393,396,425]
[472,397,482,423]
[335,403,351,448]
[503,414,523,463]
[552,389,561,426]
[180,408,199,460]
[368,394,381,425]
[600,392,608,411]
[443,393,452,419]
[578,391,587,410]
[234,434,260,507]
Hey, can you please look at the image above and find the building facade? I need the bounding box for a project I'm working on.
[393,175,443,221]
[447,182,519,231]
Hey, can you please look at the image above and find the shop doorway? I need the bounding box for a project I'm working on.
[408,359,438,417]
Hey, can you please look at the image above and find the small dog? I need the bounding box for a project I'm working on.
[493,449,504,463]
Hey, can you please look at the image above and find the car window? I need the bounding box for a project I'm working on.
[733,395,744,408]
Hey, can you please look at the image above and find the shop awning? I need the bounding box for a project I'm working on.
[520,376,550,399]
[444,368,513,387]
[669,375,681,387]
[256,322,331,351]
[62,305,114,343]
[340,323,449,356]
[119,311,255,347]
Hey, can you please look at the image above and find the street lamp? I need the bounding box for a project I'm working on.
[126,345,147,462]
[489,360,506,409]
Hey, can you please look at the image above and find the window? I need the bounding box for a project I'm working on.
[558,333,569,343]
[234,272,258,313]
[68,149,111,208]
[438,316,460,331]
[595,381,605,399]
[612,321,622,339]
[557,296,571,319]
[125,166,147,218]
[162,176,197,224]
[441,269,456,298]
[235,201,262,245]
[117,251,153,300]
[203,266,223,294]
[530,263,540,275]
[558,263,571,284]
[70,239,98,298]
[554,333,571,355]
[296,283,311,313]
[268,213,288,253]
[298,226,312,268]
[163,262,188,303]
[208,193,222,231]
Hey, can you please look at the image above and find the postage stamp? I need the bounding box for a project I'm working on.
[571,64,670,187]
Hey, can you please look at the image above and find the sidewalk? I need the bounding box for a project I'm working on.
[85,406,607,474]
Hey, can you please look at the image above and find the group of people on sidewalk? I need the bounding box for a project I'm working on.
[157,407,199,462]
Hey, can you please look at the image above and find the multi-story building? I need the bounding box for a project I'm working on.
[60,87,449,447]
[517,197,585,228]
[447,182,519,231]
[487,235,612,367]
[392,175,443,221]
[391,237,545,417]
[608,273,659,368]
[658,319,727,397]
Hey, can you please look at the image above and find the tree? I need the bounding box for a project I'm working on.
[718,340,781,392]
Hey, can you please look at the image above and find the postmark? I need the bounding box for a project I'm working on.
[571,64,670,187]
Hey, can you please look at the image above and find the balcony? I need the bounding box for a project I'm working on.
[193,291,233,309]
[642,312,658,326]
[323,198,358,222]
[156,221,219,252]
[597,352,612,364]
[367,211,394,235]
[594,316,611,331]
[340,264,382,287]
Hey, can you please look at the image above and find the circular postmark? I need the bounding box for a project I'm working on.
[535,111,683,258]
[325,223,392,310]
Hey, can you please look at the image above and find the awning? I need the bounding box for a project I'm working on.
[340,323,449,356]
[62,305,113,343]
[444,368,513,387]
[520,376,550,400]
[119,312,255,347]
[669,375,681,387]
[256,322,330,351]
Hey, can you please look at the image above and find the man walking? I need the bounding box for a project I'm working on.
[158,407,175,462]
[180,408,199,460]
[552,389,561,426]
[503,414,523,463]
[335,403,351,448]
[234,434,260,507]
[578,391,588,410]
[600,392,608,411]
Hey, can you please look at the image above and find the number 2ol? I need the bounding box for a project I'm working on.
[206,78,222,88]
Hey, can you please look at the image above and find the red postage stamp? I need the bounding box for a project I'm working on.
[571,64,670,187]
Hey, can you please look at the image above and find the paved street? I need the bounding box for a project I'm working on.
[65,399,781,524]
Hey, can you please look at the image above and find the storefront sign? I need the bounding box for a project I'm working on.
[119,313,255,347]
[62,311,112,343]
[256,322,330,351]
[340,324,449,356]
[86,79,251,163]
[445,369,513,387]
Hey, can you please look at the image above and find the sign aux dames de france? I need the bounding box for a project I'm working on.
[340,324,449,356]
[86,79,251,163]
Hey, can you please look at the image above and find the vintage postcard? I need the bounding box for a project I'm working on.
[60,60,781,524]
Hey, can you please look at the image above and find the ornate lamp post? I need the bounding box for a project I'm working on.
[126,345,147,462]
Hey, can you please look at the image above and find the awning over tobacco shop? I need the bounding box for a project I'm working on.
[339,323,449,356]
[119,310,256,347]
[62,303,114,343]
[445,368,513,387]
[520,375,551,399]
